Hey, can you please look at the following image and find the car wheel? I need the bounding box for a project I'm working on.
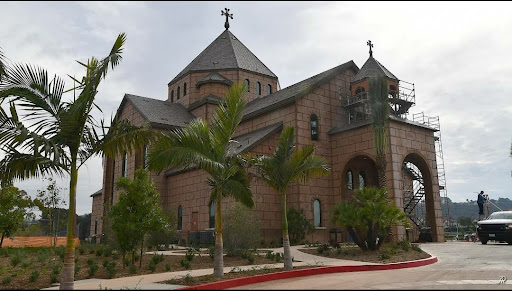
[481,240,488,245]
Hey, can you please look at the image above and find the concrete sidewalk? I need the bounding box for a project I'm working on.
[42,245,376,290]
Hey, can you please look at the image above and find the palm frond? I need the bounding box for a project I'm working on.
[369,77,389,154]
[0,150,66,183]
[0,47,5,82]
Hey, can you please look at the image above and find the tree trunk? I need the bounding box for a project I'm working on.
[139,237,144,268]
[281,193,293,270]
[347,227,367,250]
[0,232,4,248]
[213,198,224,278]
[60,159,77,290]
[376,154,387,190]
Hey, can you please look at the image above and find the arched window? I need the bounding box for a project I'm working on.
[209,201,215,228]
[94,218,98,235]
[244,79,250,92]
[170,90,174,102]
[346,170,353,190]
[122,152,128,177]
[358,171,366,190]
[389,84,397,97]
[266,84,272,95]
[142,145,148,169]
[310,114,318,140]
[355,86,365,94]
[313,199,322,227]
[178,206,183,231]
[177,86,181,100]
[183,83,187,96]
[110,160,115,204]
[256,82,261,95]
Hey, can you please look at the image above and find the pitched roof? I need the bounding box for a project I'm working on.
[242,61,359,120]
[327,114,437,135]
[169,30,277,85]
[352,57,398,83]
[90,189,102,197]
[195,72,233,88]
[123,94,196,128]
[164,121,283,177]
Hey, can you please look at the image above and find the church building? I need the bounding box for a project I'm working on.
[90,10,446,244]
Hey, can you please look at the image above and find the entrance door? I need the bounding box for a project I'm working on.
[191,211,199,231]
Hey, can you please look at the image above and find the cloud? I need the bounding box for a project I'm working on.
[1,2,511,215]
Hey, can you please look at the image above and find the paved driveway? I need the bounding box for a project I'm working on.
[231,242,512,289]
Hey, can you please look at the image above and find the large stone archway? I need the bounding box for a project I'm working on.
[402,152,443,242]
[342,154,378,199]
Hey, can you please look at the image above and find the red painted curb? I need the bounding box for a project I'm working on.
[178,256,438,290]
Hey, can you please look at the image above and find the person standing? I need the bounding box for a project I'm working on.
[477,190,486,218]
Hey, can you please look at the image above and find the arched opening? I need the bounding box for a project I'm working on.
[184,83,187,96]
[171,90,174,102]
[256,82,261,95]
[122,152,128,177]
[346,170,353,190]
[267,84,272,95]
[402,153,441,242]
[313,199,322,227]
[178,205,183,231]
[342,155,378,198]
[355,86,365,95]
[358,171,366,190]
[177,86,181,100]
[310,114,318,140]
[244,79,250,92]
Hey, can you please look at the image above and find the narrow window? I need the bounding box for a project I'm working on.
[355,86,365,94]
[267,84,272,95]
[122,152,128,177]
[178,206,183,231]
[184,83,187,96]
[358,171,366,190]
[209,201,215,228]
[142,145,148,170]
[346,170,353,190]
[256,82,261,95]
[94,219,98,235]
[244,79,250,92]
[177,86,181,100]
[313,199,322,227]
[310,114,318,140]
[171,90,174,102]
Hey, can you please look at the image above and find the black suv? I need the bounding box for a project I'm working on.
[476,211,512,245]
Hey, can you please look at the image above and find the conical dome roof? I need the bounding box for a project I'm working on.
[352,56,398,83]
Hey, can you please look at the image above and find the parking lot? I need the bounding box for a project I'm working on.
[232,242,512,289]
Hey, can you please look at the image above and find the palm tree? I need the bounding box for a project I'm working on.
[148,83,253,278]
[0,47,5,81]
[0,33,157,289]
[247,126,329,270]
[369,76,390,189]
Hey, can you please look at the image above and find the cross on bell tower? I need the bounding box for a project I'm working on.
[367,40,374,57]
[221,8,233,30]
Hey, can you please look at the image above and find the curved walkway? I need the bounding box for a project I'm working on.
[42,245,426,290]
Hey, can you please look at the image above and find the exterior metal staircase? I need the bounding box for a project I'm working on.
[403,162,426,227]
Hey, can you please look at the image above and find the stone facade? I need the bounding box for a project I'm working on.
[90,27,445,245]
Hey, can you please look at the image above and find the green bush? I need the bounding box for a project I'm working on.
[316,244,326,254]
[129,265,137,274]
[274,253,282,263]
[112,250,120,260]
[399,241,410,251]
[37,250,49,262]
[185,250,195,261]
[265,251,274,260]
[88,263,99,277]
[148,261,156,273]
[29,270,40,282]
[74,265,80,275]
[180,258,191,269]
[106,262,117,279]
[247,253,255,264]
[165,263,171,271]
[411,244,422,252]
[86,258,94,266]
[208,246,215,261]
[103,248,112,257]
[10,253,22,267]
[123,254,131,267]
[2,276,11,285]
[50,273,58,284]
[287,207,316,245]
[378,252,390,260]
[52,265,60,275]
[21,260,30,269]
[95,248,104,257]
[78,247,85,255]
[223,203,262,256]
[102,259,109,268]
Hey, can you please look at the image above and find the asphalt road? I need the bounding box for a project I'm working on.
[231,241,512,289]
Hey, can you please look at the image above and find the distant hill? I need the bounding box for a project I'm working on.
[441,197,512,221]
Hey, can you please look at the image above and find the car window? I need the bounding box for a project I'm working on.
[487,212,512,220]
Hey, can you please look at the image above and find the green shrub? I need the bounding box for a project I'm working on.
[52,265,60,275]
[78,247,85,255]
[88,263,99,277]
[247,253,255,264]
[102,259,109,268]
[180,258,191,269]
[10,254,22,267]
[134,253,140,262]
[223,203,262,256]
[89,249,94,254]
[316,244,325,254]
[111,250,120,260]
[2,276,11,285]
[29,270,40,282]
[208,246,215,261]
[287,207,316,245]
[275,253,282,263]
[265,251,274,260]
[378,252,390,260]
[21,260,30,269]
[106,262,117,279]
[86,258,94,266]
[165,263,171,271]
[129,265,137,274]
[148,261,156,273]
[103,248,112,257]
[50,273,58,284]
[74,265,80,275]
[399,241,410,251]
[411,244,422,252]
[95,248,104,257]
[37,251,49,263]
[185,250,195,262]
[123,254,131,267]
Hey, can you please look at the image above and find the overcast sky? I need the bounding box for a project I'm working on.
[1,1,511,215]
